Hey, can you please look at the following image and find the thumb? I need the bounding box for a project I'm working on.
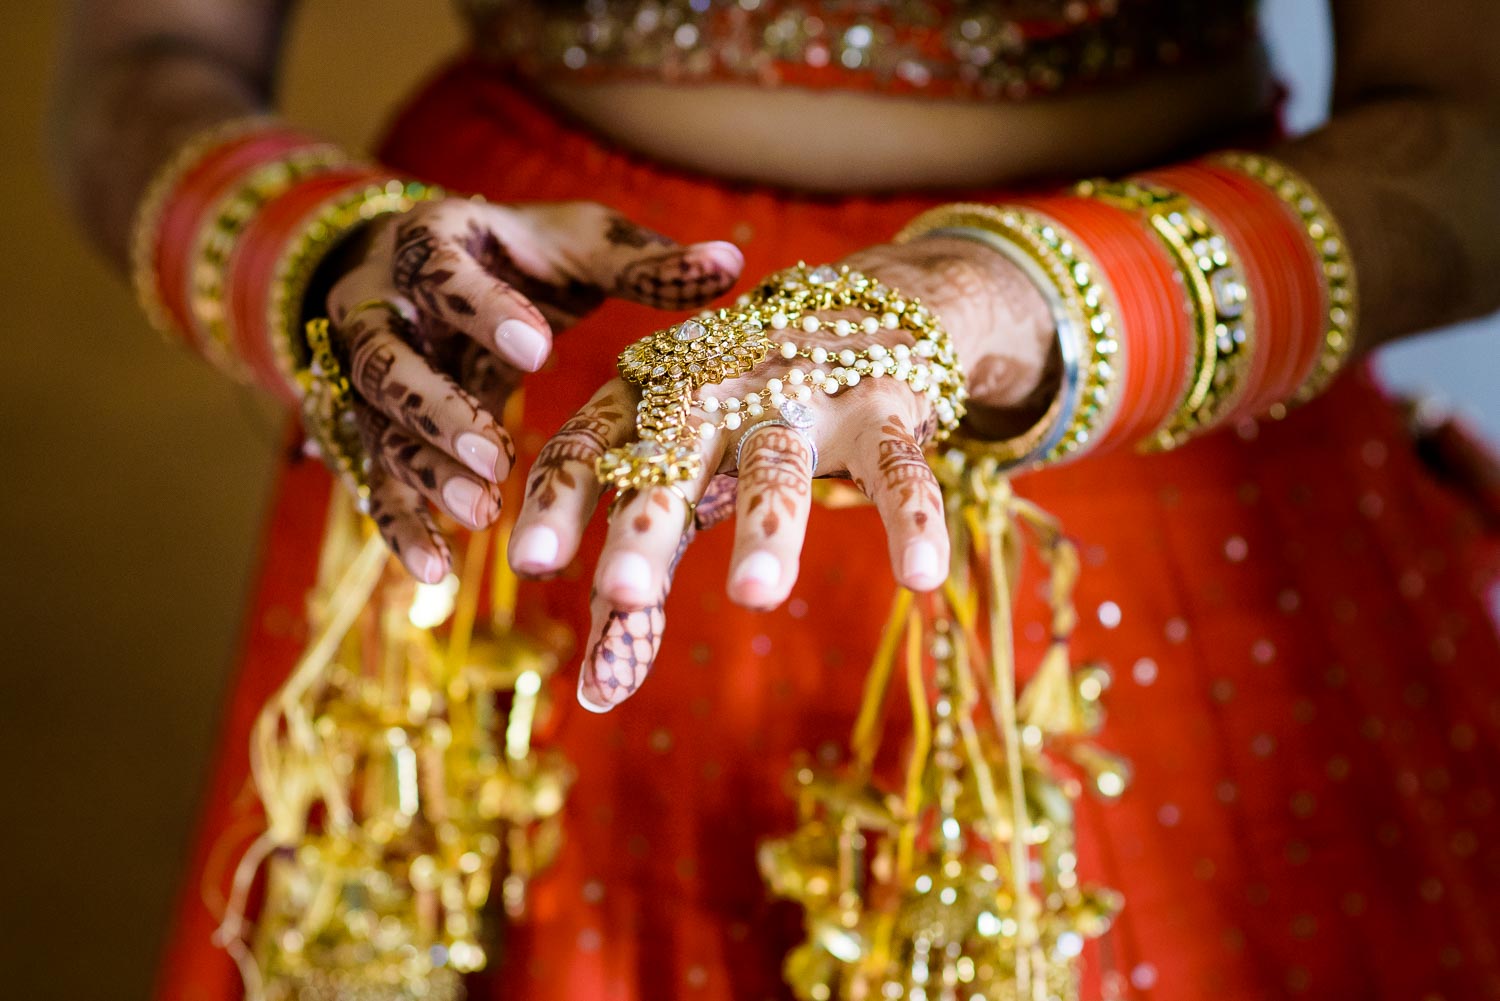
[586,213,745,310]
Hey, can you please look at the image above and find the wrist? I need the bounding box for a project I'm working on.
[905,235,1058,413]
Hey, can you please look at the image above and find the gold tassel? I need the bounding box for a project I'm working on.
[761,450,1129,1001]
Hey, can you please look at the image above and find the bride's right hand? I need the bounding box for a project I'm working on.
[320,198,746,582]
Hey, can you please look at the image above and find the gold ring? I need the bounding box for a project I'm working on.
[341,297,416,328]
[608,483,697,534]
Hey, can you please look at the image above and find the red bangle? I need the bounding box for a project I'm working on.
[227,169,386,403]
[151,129,319,350]
[1013,194,1194,451]
[1143,162,1324,420]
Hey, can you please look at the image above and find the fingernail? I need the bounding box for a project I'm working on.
[902,540,943,590]
[600,552,653,604]
[412,548,446,584]
[577,668,612,714]
[442,478,488,528]
[512,525,560,571]
[730,551,781,599]
[496,319,549,372]
[456,433,504,481]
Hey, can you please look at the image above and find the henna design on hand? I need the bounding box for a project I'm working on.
[464,220,604,321]
[616,244,738,309]
[695,475,738,530]
[584,532,692,706]
[604,214,674,249]
[876,414,942,529]
[737,425,813,538]
[527,394,626,509]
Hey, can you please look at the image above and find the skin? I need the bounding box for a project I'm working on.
[51,1,1500,699]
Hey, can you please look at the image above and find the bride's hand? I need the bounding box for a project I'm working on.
[320,198,745,582]
[508,237,1056,712]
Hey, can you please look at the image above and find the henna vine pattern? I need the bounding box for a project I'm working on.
[528,394,626,509]
[738,426,813,538]
[876,414,942,529]
[585,533,693,706]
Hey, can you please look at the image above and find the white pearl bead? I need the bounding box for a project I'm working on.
[838,349,857,366]
[724,413,742,430]
[823,380,840,395]
[871,362,888,377]
[810,368,826,383]
[700,423,718,439]
[862,316,880,334]
[747,401,764,417]
[915,339,937,358]
[845,371,861,386]
[766,378,783,394]
[801,316,821,333]
[882,312,899,328]
[794,385,812,401]
[811,347,828,364]
[780,341,798,359]
[788,368,805,384]
[769,391,786,407]
[868,344,888,359]
[770,311,789,330]
[725,398,740,412]
[893,344,911,361]
[834,319,853,337]
[701,395,720,413]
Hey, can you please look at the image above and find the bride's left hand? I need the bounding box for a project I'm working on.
[508,237,1057,712]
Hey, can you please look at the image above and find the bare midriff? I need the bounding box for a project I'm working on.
[538,44,1275,193]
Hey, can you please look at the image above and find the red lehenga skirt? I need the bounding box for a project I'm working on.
[157,60,1500,1001]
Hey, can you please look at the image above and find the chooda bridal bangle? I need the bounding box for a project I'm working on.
[594,263,968,492]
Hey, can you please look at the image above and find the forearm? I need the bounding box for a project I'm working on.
[50,1,294,267]
[1279,96,1500,349]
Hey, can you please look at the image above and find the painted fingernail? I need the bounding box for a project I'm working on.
[512,525,560,572]
[600,552,653,604]
[577,667,612,714]
[442,478,488,528]
[902,540,943,590]
[496,319,549,372]
[413,548,446,584]
[456,433,504,481]
[730,551,781,600]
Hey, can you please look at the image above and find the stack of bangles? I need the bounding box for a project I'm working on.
[893,152,1359,467]
[129,116,444,503]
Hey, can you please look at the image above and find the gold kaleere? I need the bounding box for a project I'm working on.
[215,459,574,1001]
[761,449,1129,1001]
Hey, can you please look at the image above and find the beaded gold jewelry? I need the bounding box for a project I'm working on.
[1216,152,1358,404]
[188,144,352,379]
[129,115,277,343]
[596,263,967,493]
[896,203,1124,469]
[1076,178,1254,450]
[302,318,370,506]
[270,180,444,395]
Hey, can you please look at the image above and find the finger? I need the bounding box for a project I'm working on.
[585,212,744,310]
[390,212,554,371]
[356,407,502,531]
[578,530,693,713]
[844,407,949,592]
[726,423,816,609]
[457,340,521,418]
[592,433,722,611]
[365,466,452,584]
[508,382,634,577]
[341,310,516,483]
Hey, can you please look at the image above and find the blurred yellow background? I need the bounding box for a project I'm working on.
[0,4,459,998]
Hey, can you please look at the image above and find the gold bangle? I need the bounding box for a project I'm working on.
[302,318,370,505]
[188,145,353,381]
[128,116,278,345]
[896,203,1123,469]
[270,179,444,396]
[1076,178,1254,450]
[1216,152,1359,405]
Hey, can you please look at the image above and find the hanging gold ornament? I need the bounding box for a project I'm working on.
[761,450,1129,1001]
[215,443,574,1001]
